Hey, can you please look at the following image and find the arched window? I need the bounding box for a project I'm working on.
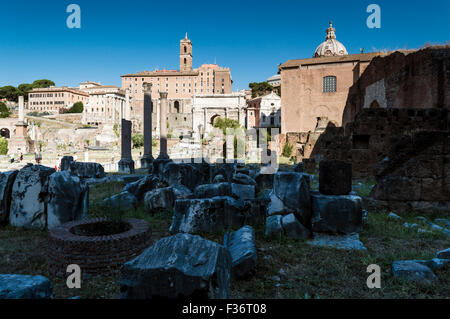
[184,58,187,65]
[323,76,337,93]
[174,101,180,113]
[184,46,187,53]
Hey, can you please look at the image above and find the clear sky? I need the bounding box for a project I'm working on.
[0,0,448,90]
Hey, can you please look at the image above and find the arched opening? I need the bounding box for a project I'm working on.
[184,46,187,53]
[0,128,10,139]
[370,100,380,108]
[174,101,180,113]
[184,58,187,65]
[210,115,221,126]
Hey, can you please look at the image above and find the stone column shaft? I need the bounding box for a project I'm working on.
[158,92,169,159]
[118,118,135,173]
[141,83,154,169]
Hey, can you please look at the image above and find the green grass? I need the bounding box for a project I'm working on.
[0,180,448,299]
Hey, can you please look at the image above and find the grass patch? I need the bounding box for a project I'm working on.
[0,178,448,299]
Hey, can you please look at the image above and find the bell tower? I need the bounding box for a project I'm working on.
[180,33,193,72]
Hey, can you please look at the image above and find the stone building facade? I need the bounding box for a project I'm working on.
[192,93,247,139]
[28,87,89,114]
[246,92,281,129]
[121,34,233,133]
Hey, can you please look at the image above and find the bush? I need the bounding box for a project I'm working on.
[213,117,241,135]
[132,134,144,149]
[0,137,8,155]
[0,102,11,118]
[68,102,84,113]
[282,142,294,158]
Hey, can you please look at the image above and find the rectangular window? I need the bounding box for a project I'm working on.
[323,76,337,93]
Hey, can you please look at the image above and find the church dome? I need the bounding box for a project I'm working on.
[314,21,348,58]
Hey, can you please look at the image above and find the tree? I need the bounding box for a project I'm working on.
[0,137,8,155]
[32,79,55,89]
[0,86,19,102]
[132,134,144,149]
[68,102,84,113]
[18,83,34,101]
[249,82,274,98]
[0,102,11,118]
[213,117,241,135]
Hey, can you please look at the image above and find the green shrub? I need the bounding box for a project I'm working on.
[282,142,294,158]
[0,137,7,155]
[0,102,11,118]
[132,134,144,148]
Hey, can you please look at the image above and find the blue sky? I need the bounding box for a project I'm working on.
[0,0,448,90]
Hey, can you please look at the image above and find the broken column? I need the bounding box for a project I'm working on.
[140,83,154,169]
[8,96,32,155]
[158,91,169,159]
[119,119,135,174]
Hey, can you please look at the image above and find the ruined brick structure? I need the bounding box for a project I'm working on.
[302,108,448,178]
[288,46,450,179]
[367,130,449,214]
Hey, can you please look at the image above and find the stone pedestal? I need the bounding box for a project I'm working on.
[119,119,135,174]
[141,83,154,169]
[8,96,33,155]
[158,92,169,160]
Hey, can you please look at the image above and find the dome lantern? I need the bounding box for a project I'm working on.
[314,21,348,58]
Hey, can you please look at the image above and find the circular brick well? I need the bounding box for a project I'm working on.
[47,218,152,277]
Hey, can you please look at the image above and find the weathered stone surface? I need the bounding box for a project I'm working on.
[162,162,203,190]
[392,261,437,285]
[102,191,138,211]
[169,184,193,200]
[120,233,231,299]
[232,173,257,186]
[319,160,352,196]
[224,226,257,278]
[231,183,255,200]
[70,162,105,179]
[0,275,53,299]
[194,183,231,199]
[170,196,245,234]
[254,173,274,192]
[210,163,236,183]
[436,248,450,260]
[293,162,304,173]
[273,172,311,226]
[10,165,55,230]
[0,170,18,224]
[266,192,288,216]
[213,174,225,183]
[434,219,450,228]
[265,215,283,237]
[47,171,89,229]
[243,198,270,225]
[123,175,161,202]
[144,187,175,213]
[388,212,402,220]
[281,214,310,240]
[59,156,73,172]
[412,258,450,271]
[311,192,363,234]
[307,233,367,251]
